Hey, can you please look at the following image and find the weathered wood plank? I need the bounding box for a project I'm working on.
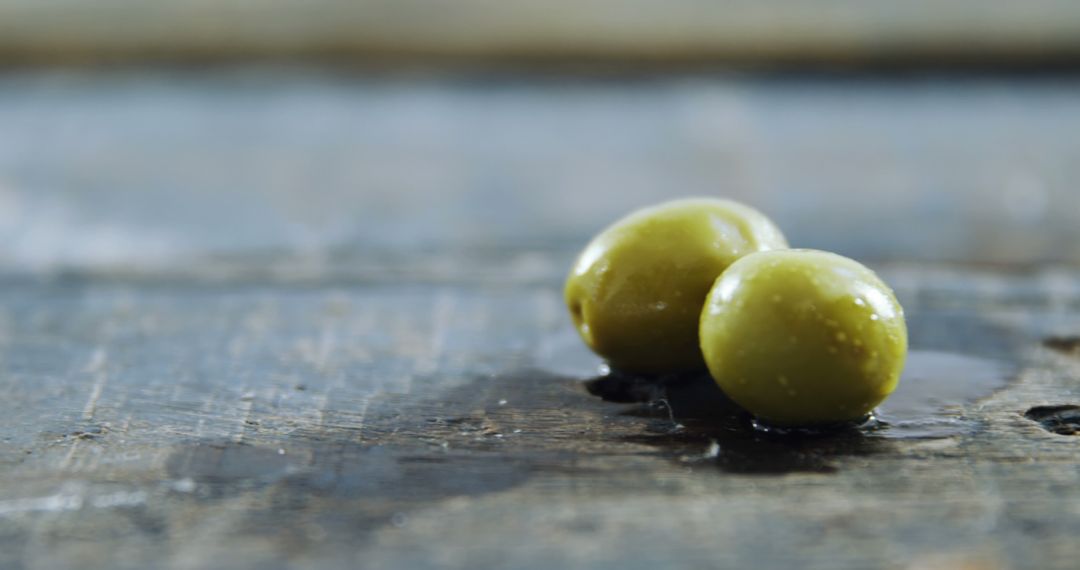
[0,264,1079,569]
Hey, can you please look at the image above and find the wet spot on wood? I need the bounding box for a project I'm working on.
[876,351,1011,438]
[587,350,1009,437]
[609,373,887,475]
[576,349,1015,474]
[161,370,618,545]
[165,443,297,485]
[584,371,671,403]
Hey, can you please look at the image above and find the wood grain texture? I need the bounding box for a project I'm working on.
[1,266,1079,569]
[2,1,1080,64]
[1,70,1079,569]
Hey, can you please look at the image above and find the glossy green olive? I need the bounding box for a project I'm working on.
[699,249,907,425]
[564,198,789,374]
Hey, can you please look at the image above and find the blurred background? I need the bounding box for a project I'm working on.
[2,0,1080,277]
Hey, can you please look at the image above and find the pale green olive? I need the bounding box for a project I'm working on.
[564,198,788,374]
[699,249,908,426]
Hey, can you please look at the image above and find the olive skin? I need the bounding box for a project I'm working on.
[699,249,907,426]
[565,198,788,374]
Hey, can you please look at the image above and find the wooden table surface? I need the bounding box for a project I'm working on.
[1,68,1079,570]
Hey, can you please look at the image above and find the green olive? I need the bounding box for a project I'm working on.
[565,198,789,374]
[699,249,907,426]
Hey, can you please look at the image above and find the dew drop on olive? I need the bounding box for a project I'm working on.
[564,198,789,375]
[699,249,908,426]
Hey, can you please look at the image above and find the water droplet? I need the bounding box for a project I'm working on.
[777,375,789,386]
